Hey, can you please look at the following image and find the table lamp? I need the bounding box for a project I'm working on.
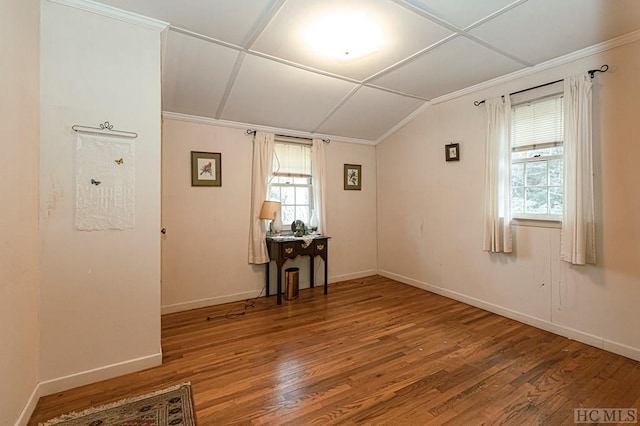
[259,201,283,235]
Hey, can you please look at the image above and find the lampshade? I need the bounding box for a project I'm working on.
[259,201,281,220]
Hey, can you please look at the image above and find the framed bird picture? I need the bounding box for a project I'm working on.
[344,164,362,190]
[191,151,222,187]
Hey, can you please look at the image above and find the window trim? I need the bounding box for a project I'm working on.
[270,140,314,227]
[510,90,564,223]
[512,217,561,228]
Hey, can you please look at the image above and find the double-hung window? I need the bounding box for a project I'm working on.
[269,140,313,226]
[511,85,564,220]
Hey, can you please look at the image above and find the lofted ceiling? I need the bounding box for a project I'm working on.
[93,0,640,144]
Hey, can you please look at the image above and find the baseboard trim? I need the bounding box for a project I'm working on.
[15,383,42,426]
[38,352,162,397]
[329,270,378,284]
[161,271,378,315]
[379,270,640,362]
[161,290,262,315]
[604,340,640,362]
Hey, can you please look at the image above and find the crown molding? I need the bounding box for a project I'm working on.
[161,112,377,146]
[429,28,640,107]
[47,0,169,31]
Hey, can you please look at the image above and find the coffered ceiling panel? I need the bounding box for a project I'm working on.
[315,86,425,141]
[371,36,525,100]
[220,54,356,133]
[162,31,240,118]
[91,0,640,143]
[250,0,453,81]
[470,0,640,65]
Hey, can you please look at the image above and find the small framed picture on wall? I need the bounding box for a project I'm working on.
[445,143,460,162]
[344,164,362,190]
[191,151,222,186]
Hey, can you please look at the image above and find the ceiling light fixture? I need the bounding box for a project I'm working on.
[304,11,382,61]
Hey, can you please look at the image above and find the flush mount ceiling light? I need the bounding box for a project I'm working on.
[304,11,383,61]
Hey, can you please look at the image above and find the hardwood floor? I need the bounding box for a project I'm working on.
[29,276,640,425]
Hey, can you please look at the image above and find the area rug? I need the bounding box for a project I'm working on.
[39,382,196,426]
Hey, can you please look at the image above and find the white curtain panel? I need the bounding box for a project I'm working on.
[561,73,596,265]
[483,96,513,253]
[248,132,275,264]
[311,139,327,235]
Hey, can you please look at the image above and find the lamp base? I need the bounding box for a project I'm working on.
[271,210,283,235]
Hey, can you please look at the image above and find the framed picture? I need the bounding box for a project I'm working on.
[344,164,362,190]
[191,151,221,186]
[445,143,460,162]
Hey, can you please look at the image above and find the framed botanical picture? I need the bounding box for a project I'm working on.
[344,164,362,190]
[191,151,222,186]
[445,143,460,162]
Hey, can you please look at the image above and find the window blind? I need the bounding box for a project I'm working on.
[273,142,311,177]
[511,94,564,150]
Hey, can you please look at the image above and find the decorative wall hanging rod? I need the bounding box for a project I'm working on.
[72,121,138,138]
[473,64,609,106]
[246,129,330,144]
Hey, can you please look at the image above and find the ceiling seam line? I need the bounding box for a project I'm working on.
[170,25,243,51]
[169,26,366,86]
[245,50,362,84]
[389,0,532,67]
[215,52,246,120]
[361,34,459,84]
[389,0,468,35]
[361,83,428,101]
[242,0,288,49]
[310,85,363,134]
[462,0,529,32]
[458,32,533,67]
[170,24,436,101]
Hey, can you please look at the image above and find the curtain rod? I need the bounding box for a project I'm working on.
[473,64,609,107]
[246,129,330,144]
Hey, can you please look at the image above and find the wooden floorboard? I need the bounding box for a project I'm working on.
[29,276,640,425]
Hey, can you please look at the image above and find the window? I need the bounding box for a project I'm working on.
[511,91,564,220]
[269,141,313,226]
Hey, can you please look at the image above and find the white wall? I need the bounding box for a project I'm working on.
[0,0,40,424]
[377,38,640,361]
[161,118,377,313]
[39,1,164,392]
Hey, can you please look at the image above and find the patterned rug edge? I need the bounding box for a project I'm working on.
[38,382,194,426]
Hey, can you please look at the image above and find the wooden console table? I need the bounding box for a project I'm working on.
[265,236,330,305]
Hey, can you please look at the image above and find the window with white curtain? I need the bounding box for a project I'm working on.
[269,140,313,226]
[511,86,564,220]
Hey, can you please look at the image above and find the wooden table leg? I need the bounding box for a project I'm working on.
[265,261,270,297]
[277,262,283,305]
[324,254,328,295]
[310,255,315,288]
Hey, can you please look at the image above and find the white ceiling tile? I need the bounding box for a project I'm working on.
[316,87,424,140]
[91,0,640,142]
[371,36,525,99]
[405,0,520,28]
[95,0,277,46]
[220,54,357,132]
[470,0,640,65]
[162,31,240,118]
[251,0,453,81]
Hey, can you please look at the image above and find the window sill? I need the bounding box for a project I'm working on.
[512,217,561,229]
